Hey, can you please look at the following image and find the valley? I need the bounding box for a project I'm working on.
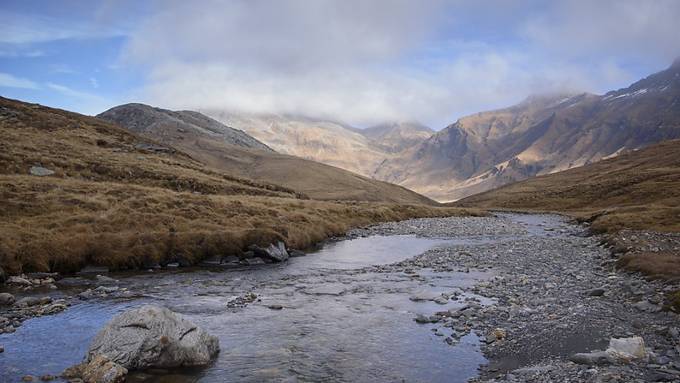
[1,27,680,383]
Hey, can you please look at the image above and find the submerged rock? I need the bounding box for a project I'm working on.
[15,296,51,307]
[86,305,219,370]
[63,354,127,383]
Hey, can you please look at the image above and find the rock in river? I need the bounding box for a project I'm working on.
[85,305,219,370]
[0,292,15,306]
[249,241,289,262]
[63,354,127,383]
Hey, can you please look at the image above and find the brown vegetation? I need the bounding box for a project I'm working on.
[0,97,478,274]
[456,139,680,278]
[617,252,680,280]
[456,139,680,233]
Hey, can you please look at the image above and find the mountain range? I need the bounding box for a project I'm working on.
[191,60,680,202]
[376,59,680,201]
[99,59,680,204]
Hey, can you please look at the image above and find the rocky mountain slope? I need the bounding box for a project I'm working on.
[98,104,436,205]
[98,103,273,152]
[361,122,434,153]
[456,139,680,233]
[0,96,472,274]
[376,60,680,201]
[201,111,433,177]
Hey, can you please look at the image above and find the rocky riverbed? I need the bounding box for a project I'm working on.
[350,214,680,382]
[1,213,679,382]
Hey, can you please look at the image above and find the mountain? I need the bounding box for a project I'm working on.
[456,139,680,234]
[201,111,387,176]
[98,104,436,205]
[98,103,272,152]
[375,60,680,201]
[360,122,434,153]
[201,111,433,177]
[0,96,472,274]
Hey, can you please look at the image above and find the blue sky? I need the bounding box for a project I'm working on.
[1,0,679,128]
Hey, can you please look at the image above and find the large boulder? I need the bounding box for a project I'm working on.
[86,305,219,370]
[570,336,648,366]
[606,336,647,361]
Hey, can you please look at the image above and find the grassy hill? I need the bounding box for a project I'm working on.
[456,139,680,233]
[99,104,435,205]
[0,97,479,274]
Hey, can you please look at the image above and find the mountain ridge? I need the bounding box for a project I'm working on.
[374,61,680,201]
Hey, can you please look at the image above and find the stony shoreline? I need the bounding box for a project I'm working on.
[350,214,680,382]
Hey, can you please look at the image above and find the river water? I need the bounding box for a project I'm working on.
[1,232,502,382]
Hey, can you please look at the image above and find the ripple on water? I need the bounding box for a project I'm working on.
[1,234,492,382]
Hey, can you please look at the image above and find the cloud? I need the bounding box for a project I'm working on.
[44,82,114,115]
[46,82,100,99]
[0,72,40,89]
[120,0,680,128]
[0,10,125,44]
[521,0,680,63]
[0,49,45,58]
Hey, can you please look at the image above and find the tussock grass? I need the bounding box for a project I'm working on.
[0,97,480,274]
[617,252,680,279]
[456,140,680,233]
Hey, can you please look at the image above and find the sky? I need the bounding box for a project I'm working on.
[1,0,679,129]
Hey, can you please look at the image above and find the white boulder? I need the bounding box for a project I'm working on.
[86,305,220,370]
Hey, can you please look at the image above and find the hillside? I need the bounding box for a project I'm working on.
[361,122,434,153]
[0,96,477,274]
[456,139,680,233]
[99,104,435,205]
[99,103,272,152]
[375,60,680,201]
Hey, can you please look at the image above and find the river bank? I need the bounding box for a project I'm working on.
[1,213,679,382]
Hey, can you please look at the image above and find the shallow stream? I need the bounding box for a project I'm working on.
[0,214,568,382]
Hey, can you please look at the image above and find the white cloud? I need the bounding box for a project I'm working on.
[44,82,115,115]
[0,72,40,89]
[0,49,45,58]
[120,0,680,128]
[0,10,125,44]
[521,0,680,63]
[46,82,99,99]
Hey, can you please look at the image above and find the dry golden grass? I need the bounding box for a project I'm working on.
[0,97,480,274]
[617,252,680,280]
[456,140,680,233]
